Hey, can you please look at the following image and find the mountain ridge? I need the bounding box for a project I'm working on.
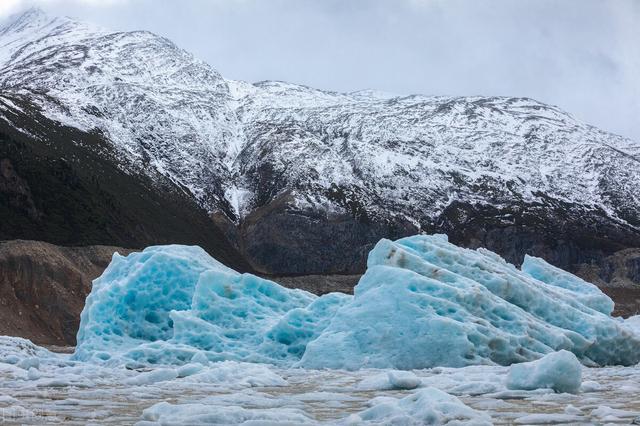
[1,8,639,276]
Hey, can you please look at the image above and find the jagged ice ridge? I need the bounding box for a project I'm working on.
[73,234,640,369]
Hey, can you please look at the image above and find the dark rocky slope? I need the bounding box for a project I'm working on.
[575,248,640,288]
[219,194,640,277]
[0,95,249,273]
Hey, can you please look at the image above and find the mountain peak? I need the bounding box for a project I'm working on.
[16,6,47,20]
[0,7,51,34]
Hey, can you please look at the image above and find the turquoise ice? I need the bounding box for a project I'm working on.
[74,236,640,369]
[301,235,640,369]
[74,245,344,365]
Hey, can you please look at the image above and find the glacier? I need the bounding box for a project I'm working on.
[74,235,640,369]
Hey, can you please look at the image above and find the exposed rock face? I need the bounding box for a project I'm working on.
[434,201,640,280]
[600,288,640,317]
[0,240,134,345]
[0,158,41,221]
[0,97,250,274]
[268,274,360,296]
[235,194,418,274]
[575,249,640,288]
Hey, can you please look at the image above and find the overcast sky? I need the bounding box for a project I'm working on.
[1,0,639,142]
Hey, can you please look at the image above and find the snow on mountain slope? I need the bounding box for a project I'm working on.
[0,8,240,212]
[229,79,639,225]
[1,8,639,274]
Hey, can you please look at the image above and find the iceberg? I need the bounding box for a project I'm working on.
[387,370,422,390]
[74,235,640,369]
[506,350,582,394]
[74,245,229,362]
[300,236,640,369]
[344,387,492,425]
[74,245,346,365]
[139,402,314,425]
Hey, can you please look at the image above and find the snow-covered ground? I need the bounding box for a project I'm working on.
[1,337,640,425]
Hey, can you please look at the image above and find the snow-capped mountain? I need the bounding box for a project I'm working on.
[0,8,240,211]
[1,8,639,275]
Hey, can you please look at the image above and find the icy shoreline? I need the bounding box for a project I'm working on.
[1,337,640,424]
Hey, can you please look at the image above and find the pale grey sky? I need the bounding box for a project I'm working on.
[2,0,639,142]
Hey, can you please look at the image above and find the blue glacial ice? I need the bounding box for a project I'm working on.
[74,235,640,369]
[300,236,640,369]
[520,255,614,315]
[74,245,348,365]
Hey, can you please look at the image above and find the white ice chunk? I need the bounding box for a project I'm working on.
[138,401,314,425]
[506,350,582,394]
[580,380,603,392]
[179,361,287,387]
[27,367,41,381]
[124,368,178,386]
[176,363,204,378]
[0,336,54,365]
[590,405,640,420]
[17,357,40,370]
[387,370,421,390]
[344,387,492,425]
[623,315,640,336]
[514,413,584,424]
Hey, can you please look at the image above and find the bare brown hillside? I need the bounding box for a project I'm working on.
[0,240,135,345]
